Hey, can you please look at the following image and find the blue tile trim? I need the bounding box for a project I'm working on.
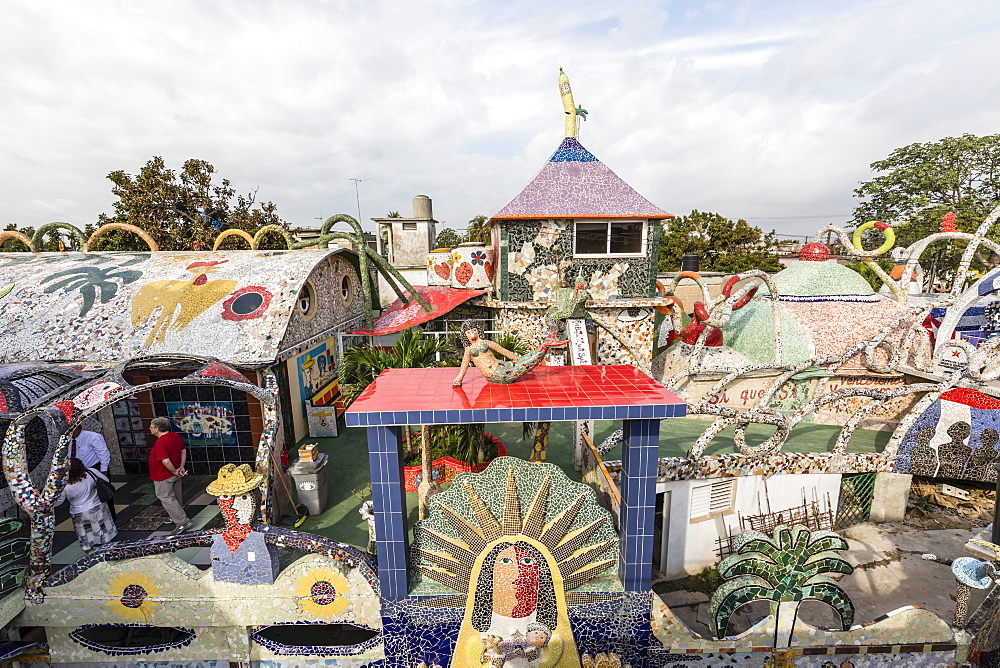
[367,425,408,602]
[618,419,659,593]
[348,402,686,426]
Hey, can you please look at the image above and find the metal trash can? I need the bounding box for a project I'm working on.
[287,453,329,515]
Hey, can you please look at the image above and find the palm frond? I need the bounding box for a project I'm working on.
[803,577,855,630]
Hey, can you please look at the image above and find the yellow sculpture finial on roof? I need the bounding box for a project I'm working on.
[559,68,577,138]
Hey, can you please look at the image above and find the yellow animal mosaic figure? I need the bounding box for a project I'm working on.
[131,260,236,345]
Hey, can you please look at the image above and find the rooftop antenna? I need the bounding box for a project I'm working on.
[348,178,368,225]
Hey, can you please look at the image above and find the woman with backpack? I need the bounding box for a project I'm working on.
[56,457,118,553]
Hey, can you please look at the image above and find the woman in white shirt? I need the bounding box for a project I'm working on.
[56,457,118,553]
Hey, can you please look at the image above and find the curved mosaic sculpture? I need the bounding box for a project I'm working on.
[709,524,854,647]
[1,354,279,601]
[658,204,1000,464]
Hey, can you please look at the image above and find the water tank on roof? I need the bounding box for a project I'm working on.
[413,195,433,219]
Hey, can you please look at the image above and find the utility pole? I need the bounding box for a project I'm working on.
[348,178,367,225]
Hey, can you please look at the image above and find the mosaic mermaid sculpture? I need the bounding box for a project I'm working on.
[206,463,280,585]
[453,320,566,387]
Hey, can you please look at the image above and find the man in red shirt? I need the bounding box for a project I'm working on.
[148,417,191,533]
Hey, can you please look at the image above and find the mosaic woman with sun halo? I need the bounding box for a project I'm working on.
[454,538,574,667]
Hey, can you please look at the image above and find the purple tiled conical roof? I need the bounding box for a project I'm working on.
[492,137,671,220]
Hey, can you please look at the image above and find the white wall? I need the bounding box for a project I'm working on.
[657,473,842,578]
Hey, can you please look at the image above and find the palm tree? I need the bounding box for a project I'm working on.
[463,215,491,244]
[340,328,456,518]
[709,524,855,647]
[340,327,453,405]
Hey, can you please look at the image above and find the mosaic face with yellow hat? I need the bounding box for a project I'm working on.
[207,463,280,585]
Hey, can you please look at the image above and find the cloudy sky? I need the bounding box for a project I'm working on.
[3,0,999,239]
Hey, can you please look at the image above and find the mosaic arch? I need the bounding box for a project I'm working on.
[0,362,105,515]
[1,354,279,601]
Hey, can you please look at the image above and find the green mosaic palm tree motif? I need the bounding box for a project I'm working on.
[40,258,145,316]
[709,524,854,647]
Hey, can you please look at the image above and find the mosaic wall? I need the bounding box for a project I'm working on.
[650,587,956,664]
[20,533,383,665]
[603,451,894,484]
[0,249,363,367]
[490,301,659,370]
[590,305,655,369]
[500,220,656,302]
[280,253,366,356]
[893,387,1000,482]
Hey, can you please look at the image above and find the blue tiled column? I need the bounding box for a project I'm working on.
[367,425,409,601]
[617,418,659,592]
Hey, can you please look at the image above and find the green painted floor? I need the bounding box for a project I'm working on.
[293,417,890,550]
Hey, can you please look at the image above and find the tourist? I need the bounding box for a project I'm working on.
[147,417,191,533]
[70,424,115,520]
[56,457,117,554]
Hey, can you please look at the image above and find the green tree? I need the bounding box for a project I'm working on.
[709,525,854,646]
[853,133,1000,279]
[658,210,782,273]
[387,211,401,218]
[463,215,491,244]
[435,227,462,249]
[91,157,288,251]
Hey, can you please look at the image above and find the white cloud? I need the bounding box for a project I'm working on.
[1,0,999,240]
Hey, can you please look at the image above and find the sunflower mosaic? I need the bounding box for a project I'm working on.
[105,571,160,623]
[293,566,352,618]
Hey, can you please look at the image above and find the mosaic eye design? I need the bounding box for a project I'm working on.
[293,567,352,618]
[221,286,273,321]
[297,281,318,320]
[105,571,160,622]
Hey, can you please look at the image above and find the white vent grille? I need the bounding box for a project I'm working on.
[690,479,736,521]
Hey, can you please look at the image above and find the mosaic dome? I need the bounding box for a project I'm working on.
[722,259,921,369]
[764,256,875,298]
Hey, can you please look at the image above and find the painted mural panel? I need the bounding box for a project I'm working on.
[893,388,1000,482]
[295,339,337,423]
[165,401,236,446]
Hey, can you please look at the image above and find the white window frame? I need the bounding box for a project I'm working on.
[689,479,736,523]
[572,219,648,258]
